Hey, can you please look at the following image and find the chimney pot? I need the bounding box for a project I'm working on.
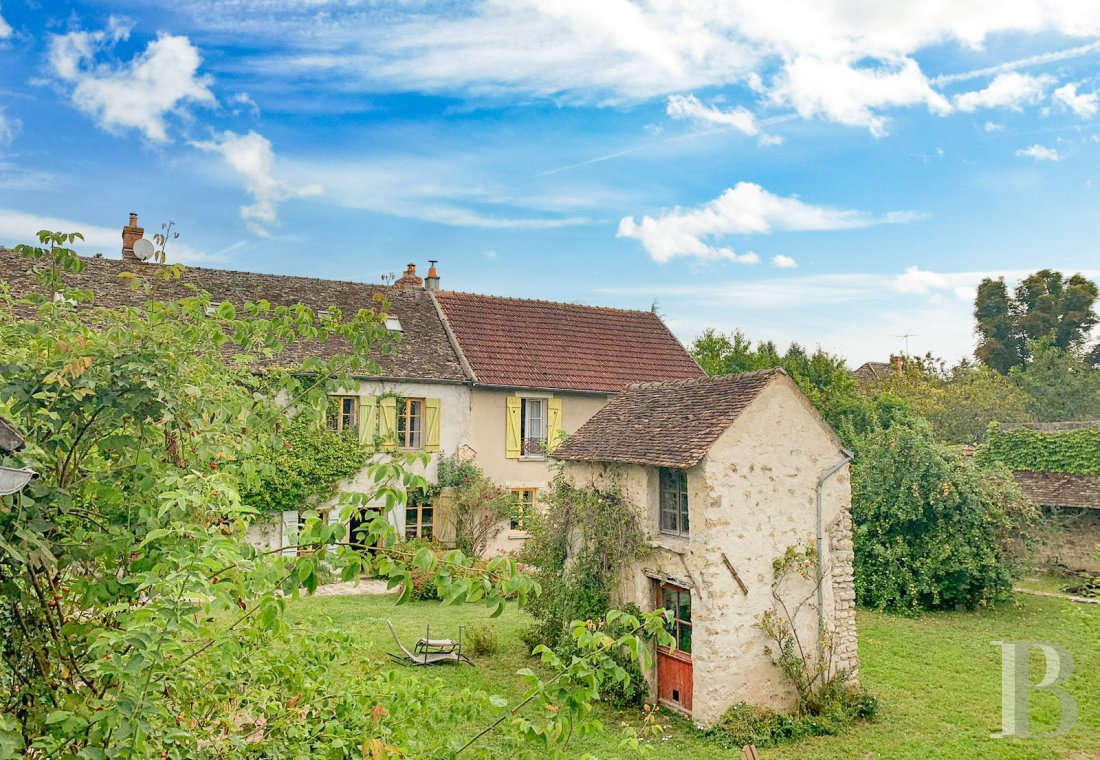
[394,262,424,290]
[121,213,145,261]
[425,259,441,291]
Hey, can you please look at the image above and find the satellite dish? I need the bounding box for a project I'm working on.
[132,238,155,261]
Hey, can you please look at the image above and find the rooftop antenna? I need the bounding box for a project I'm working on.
[895,332,920,359]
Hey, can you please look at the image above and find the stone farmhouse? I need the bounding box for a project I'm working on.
[553,370,858,725]
[0,214,704,553]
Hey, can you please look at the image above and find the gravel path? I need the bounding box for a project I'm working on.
[310,579,395,597]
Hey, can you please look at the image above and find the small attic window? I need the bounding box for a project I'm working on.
[385,316,403,332]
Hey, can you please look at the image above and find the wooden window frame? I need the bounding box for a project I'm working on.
[405,492,434,540]
[658,468,689,538]
[397,397,425,450]
[519,398,548,459]
[657,583,693,655]
[510,488,537,533]
[328,396,359,434]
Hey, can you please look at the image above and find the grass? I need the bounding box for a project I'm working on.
[286,588,1100,759]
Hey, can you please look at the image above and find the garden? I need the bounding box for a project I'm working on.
[287,586,1100,759]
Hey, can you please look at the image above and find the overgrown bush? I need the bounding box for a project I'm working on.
[979,423,1100,475]
[435,454,518,555]
[853,421,1039,612]
[705,691,878,750]
[464,622,499,656]
[241,414,372,512]
[519,472,651,706]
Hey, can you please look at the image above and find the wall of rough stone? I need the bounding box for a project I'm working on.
[564,375,856,727]
[1037,507,1100,572]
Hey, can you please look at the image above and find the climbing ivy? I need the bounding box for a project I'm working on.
[240,416,372,512]
[978,424,1100,475]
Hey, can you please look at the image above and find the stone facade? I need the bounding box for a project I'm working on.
[563,375,857,727]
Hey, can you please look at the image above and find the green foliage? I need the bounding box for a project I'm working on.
[975,270,1100,373]
[0,230,648,758]
[435,453,518,555]
[1010,339,1100,422]
[852,422,1039,612]
[464,621,499,656]
[240,415,371,512]
[705,691,878,750]
[691,329,911,445]
[520,473,651,707]
[979,424,1100,475]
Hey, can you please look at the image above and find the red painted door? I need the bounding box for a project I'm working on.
[656,583,693,715]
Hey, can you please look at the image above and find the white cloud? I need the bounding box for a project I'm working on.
[0,109,18,145]
[206,1,1100,135]
[769,56,951,136]
[953,72,1054,112]
[228,91,260,117]
[1016,144,1062,161]
[984,121,1005,131]
[47,24,215,142]
[771,254,798,268]
[666,94,759,136]
[0,6,12,39]
[1052,82,1098,118]
[0,207,220,263]
[191,130,322,236]
[484,250,498,260]
[617,181,922,263]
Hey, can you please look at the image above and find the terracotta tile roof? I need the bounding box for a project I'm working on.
[1013,471,1100,510]
[0,250,466,382]
[433,291,704,393]
[553,369,783,468]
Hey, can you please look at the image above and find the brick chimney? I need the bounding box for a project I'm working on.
[425,260,440,291]
[394,263,423,290]
[121,213,144,260]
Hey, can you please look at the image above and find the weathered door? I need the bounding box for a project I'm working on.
[656,583,693,715]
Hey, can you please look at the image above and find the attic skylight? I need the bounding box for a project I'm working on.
[385,316,403,332]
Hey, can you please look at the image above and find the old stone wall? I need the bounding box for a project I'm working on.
[1037,507,1100,573]
[828,510,859,677]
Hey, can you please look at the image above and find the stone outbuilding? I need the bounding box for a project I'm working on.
[553,369,858,726]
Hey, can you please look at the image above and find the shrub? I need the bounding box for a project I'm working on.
[706,689,877,749]
[853,421,1039,612]
[464,622,498,656]
[435,454,518,555]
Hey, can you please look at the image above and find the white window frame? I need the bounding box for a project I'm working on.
[519,397,548,460]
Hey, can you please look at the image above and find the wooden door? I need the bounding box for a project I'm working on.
[656,583,693,715]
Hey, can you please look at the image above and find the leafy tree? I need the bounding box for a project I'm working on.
[851,422,1038,612]
[975,270,1099,373]
[690,329,911,443]
[0,232,666,757]
[1011,339,1100,422]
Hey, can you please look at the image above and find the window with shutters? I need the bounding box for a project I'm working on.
[397,398,424,449]
[510,488,536,533]
[405,491,434,539]
[659,468,689,537]
[328,396,359,434]
[520,398,547,458]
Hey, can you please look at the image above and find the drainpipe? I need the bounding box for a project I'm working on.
[816,448,854,636]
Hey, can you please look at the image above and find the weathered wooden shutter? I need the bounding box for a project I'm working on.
[424,398,441,453]
[379,397,398,451]
[359,395,378,446]
[506,396,522,459]
[546,397,563,452]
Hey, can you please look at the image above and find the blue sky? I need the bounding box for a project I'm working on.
[1,1,1099,365]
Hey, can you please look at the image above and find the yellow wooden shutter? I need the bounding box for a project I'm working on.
[424,398,441,453]
[505,396,522,459]
[546,397,563,452]
[379,396,398,451]
[358,395,378,446]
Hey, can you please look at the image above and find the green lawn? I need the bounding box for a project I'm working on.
[286,590,1100,759]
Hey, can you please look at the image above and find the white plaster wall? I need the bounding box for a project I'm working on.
[325,379,471,538]
[471,388,612,557]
